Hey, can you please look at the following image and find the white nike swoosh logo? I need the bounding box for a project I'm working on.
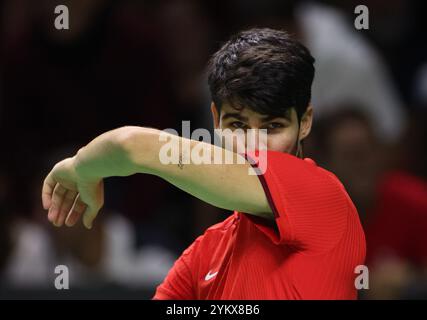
[204,271,218,281]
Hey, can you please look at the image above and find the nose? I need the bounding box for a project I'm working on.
[244,128,268,152]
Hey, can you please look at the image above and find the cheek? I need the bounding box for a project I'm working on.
[267,131,299,153]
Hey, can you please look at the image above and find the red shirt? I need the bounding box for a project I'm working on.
[154,151,366,299]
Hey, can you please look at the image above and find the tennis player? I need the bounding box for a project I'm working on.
[41,28,366,299]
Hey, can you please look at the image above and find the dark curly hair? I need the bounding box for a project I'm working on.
[207,28,315,121]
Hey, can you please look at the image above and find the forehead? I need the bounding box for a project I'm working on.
[220,103,295,122]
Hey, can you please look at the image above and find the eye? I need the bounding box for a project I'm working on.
[266,122,284,130]
[230,121,247,129]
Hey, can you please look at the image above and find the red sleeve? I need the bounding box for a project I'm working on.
[153,238,200,300]
[245,150,349,253]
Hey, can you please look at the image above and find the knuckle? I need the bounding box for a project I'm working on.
[64,192,76,201]
[55,185,67,196]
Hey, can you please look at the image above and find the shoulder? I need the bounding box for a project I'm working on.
[260,151,344,188]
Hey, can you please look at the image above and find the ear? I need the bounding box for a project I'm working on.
[299,105,313,141]
[211,102,220,129]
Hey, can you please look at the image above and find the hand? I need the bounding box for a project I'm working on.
[42,156,104,229]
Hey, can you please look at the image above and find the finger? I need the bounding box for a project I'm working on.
[79,181,104,230]
[42,174,56,210]
[82,205,100,230]
[55,190,78,227]
[48,183,68,224]
[65,195,87,227]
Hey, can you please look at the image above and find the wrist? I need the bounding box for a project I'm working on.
[73,147,100,181]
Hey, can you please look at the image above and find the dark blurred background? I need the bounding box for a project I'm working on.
[0,0,426,299]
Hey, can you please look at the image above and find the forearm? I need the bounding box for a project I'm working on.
[73,126,156,179]
[122,127,272,217]
[74,125,272,218]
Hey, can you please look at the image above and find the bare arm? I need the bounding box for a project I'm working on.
[42,126,272,229]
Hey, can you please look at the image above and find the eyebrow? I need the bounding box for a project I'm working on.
[260,112,292,122]
[221,113,249,122]
[221,110,292,122]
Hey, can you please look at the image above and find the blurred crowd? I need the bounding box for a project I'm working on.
[0,0,426,299]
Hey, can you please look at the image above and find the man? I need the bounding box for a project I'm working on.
[41,28,366,299]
